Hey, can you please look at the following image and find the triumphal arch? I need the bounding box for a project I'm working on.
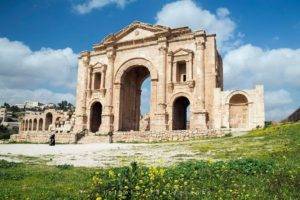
[74,21,265,134]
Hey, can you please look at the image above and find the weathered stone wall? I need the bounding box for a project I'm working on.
[213,85,265,130]
[10,132,76,144]
[112,129,224,143]
[10,129,224,144]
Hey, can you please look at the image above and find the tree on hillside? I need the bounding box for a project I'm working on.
[3,102,10,109]
[57,100,74,111]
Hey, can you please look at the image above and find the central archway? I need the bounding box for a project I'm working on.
[90,102,102,133]
[119,66,150,131]
[173,96,190,130]
[45,113,53,131]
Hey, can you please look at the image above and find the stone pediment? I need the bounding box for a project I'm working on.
[91,62,107,72]
[173,48,193,56]
[101,21,169,44]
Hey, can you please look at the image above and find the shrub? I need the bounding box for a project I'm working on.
[56,164,73,170]
[89,159,283,199]
[224,132,232,137]
[0,159,19,168]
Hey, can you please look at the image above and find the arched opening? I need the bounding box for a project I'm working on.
[229,94,248,128]
[90,102,102,133]
[25,120,28,131]
[173,96,190,130]
[55,117,61,128]
[38,118,43,131]
[29,119,32,131]
[33,119,37,131]
[119,65,150,131]
[45,113,53,131]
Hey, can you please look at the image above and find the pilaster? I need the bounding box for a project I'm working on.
[99,47,116,133]
[153,37,168,131]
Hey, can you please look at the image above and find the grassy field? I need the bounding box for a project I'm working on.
[0,123,299,199]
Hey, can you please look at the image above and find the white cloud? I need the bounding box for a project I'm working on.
[155,0,236,46]
[74,0,134,14]
[0,37,77,105]
[264,89,294,121]
[223,44,300,121]
[223,44,300,90]
[0,88,75,105]
[265,89,293,108]
[0,37,77,90]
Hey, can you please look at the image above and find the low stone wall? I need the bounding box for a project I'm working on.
[10,132,76,144]
[10,129,225,144]
[112,129,224,143]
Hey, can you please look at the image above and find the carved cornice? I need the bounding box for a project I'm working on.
[92,22,201,51]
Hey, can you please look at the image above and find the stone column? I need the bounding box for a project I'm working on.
[152,38,168,131]
[113,83,121,130]
[187,53,193,81]
[35,120,38,132]
[173,60,177,83]
[100,47,115,133]
[74,51,90,132]
[190,39,207,130]
[87,65,92,98]
[31,119,34,132]
[100,71,105,89]
[195,41,206,109]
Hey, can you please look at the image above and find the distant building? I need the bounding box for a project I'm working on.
[24,101,43,109]
[0,108,6,123]
[0,107,18,129]
[15,104,25,109]
[40,103,56,110]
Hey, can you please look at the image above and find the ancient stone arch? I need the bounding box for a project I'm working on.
[38,118,43,131]
[225,90,252,104]
[45,112,53,131]
[90,101,103,133]
[113,58,158,131]
[114,57,158,84]
[74,21,265,134]
[28,119,32,131]
[228,93,249,128]
[169,92,192,130]
[33,118,37,131]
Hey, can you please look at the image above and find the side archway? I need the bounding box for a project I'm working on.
[45,113,53,131]
[33,119,37,131]
[90,101,102,133]
[28,119,32,131]
[172,96,191,130]
[38,118,43,131]
[25,120,28,131]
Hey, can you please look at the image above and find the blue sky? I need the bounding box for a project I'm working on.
[0,0,299,121]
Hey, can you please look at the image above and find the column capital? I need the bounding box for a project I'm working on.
[158,46,167,55]
[195,41,206,50]
[106,51,116,61]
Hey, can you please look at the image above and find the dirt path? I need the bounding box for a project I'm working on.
[0,143,200,167]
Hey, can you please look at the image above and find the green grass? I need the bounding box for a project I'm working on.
[0,123,299,199]
[0,161,96,199]
[189,122,300,163]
